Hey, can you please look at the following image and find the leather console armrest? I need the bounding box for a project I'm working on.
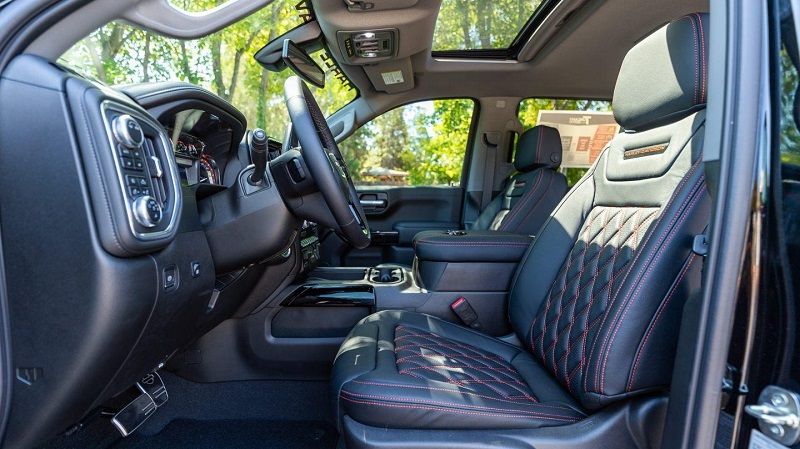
[412,230,533,292]
[413,230,532,263]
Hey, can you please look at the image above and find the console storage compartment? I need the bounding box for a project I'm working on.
[272,284,374,338]
[413,230,533,292]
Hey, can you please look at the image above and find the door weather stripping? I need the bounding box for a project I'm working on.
[745,386,800,446]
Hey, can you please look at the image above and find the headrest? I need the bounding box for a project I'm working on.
[514,125,562,172]
[613,13,709,131]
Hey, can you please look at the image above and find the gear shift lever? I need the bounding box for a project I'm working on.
[248,128,268,185]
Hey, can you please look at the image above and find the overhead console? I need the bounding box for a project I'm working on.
[68,82,184,256]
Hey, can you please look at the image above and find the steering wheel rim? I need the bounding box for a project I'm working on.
[283,76,371,249]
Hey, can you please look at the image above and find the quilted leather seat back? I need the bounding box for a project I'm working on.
[508,13,711,410]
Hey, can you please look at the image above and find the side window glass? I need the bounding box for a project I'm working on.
[779,24,800,282]
[517,98,615,186]
[339,99,475,186]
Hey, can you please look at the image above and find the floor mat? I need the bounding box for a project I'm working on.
[114,420,338,449]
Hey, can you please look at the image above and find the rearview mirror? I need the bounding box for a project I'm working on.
[282,39,325,88]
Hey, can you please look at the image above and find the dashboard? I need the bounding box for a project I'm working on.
[166,109,235,187]
[0,65,315,449]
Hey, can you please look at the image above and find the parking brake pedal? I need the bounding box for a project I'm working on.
[111,372,168,437]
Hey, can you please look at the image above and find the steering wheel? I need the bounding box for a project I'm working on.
[284,76,371,249]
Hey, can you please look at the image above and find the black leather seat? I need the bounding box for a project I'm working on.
[472,125,568,235]
[332,13,710,445]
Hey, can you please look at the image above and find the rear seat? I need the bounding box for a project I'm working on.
[472,125,568,235]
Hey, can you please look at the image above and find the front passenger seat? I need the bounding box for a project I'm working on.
[472,125,568,235]
[332,13,710,448]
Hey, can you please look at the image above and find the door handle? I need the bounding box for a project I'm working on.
[360,199,387,208]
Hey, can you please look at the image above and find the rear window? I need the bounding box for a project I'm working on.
[518,98,616,186]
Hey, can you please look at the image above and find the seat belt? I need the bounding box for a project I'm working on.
[480,132,501,211]
[450,297,482,330]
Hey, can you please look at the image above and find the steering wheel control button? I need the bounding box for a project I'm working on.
[190,262,201,278]
[163,265,177,290]
[132,195,162,228]
[112,114,145,148]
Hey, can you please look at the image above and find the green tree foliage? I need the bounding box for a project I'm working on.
[341,100,474,186]
[781,48,800,165]
[433,0,543,50]
[60,0,355,140]
[62,0,604,188]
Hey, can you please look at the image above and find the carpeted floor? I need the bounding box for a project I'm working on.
[114,419,338,449]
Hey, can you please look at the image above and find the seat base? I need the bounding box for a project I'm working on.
[341,395,668,449]
[331,311,584,431]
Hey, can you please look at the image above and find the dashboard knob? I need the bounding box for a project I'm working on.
[112,114,145,148]
[132,195,162,228]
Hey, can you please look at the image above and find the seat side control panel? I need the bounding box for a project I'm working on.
[91,98,183,256]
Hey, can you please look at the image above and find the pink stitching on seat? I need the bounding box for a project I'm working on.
[598,180,706,392]
[583,158,702,394]
[340,396,582,422]
[348,380,551,405]
[694,13,707,103]
[684,15,700,105]
[531,209,602,354]
[395,352,505,364]
[547,209,613,372]
[626,254,697,391]
[512,173,556,233]
[499,170,545,231]
[538,209,645,361]
[340,391,582,422]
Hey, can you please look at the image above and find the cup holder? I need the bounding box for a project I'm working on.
[369,266,404,284]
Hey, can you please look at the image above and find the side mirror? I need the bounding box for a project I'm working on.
[282,40,325,88]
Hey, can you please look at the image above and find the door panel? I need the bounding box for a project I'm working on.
[319,186,463,267]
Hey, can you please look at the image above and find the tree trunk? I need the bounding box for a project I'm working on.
[142,32,151,82]
[257,68,268,129]
[211,37,226,97]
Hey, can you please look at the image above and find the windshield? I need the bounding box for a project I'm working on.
[59,0,356,140]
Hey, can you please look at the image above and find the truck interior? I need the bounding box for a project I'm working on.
[0,0,780,448]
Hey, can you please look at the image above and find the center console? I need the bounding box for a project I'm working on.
[174,230,534,383]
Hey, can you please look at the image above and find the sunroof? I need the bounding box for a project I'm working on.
[432,0,548,52]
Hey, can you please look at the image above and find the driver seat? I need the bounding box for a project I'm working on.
[332,13,710,447]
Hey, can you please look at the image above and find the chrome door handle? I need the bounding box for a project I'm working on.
[359,199,386,207]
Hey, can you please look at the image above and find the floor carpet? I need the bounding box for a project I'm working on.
[114,419,337,449]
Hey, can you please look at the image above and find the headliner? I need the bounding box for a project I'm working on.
[313,0,709,103]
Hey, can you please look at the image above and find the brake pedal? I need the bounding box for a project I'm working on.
[138,372,168,407]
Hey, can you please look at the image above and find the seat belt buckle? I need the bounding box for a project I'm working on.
[450,297,482,330]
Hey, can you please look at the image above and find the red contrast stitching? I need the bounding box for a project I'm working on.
[584,158,702,394]
[347,380,571,407]
[340,391,582,422]
[340,396,582,422]
[598,179,706,392]
[626,253,698,391]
